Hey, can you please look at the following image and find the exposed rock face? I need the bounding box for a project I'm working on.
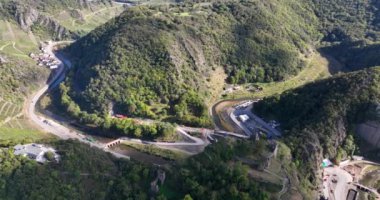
[0,55,7,64]
[37,16,73,39]
[70,9,85,21]
[2,0,111,40]
[14,5,39,30]
[12,4,73,39]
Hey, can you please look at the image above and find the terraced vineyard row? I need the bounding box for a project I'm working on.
[0,97,51,143]
[0,98,22,122]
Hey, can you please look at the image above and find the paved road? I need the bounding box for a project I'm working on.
[245,104,281,137]
[323,166,353,200]
[26,41,215,157]
[322,160,380,200]
[26,41,129,159]
[231,103,281,138]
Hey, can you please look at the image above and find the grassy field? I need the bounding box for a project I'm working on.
[0,117,53,143]
[222,52,331,99]
[0,98,50,144]
[51,4,125,34]
[0,20,39,56]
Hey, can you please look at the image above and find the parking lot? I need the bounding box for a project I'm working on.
[230,101,282,139]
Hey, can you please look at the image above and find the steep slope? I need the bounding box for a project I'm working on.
[0,55,48,102]
[0,140,270,200]
[310,0,380,43]
[310,0,380,71]
[254,67,380,192]
[62,1,318,127]
[0,0,114,39]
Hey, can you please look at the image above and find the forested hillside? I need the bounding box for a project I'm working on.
[0,140,270,200]
[310,0,380,71]
[254,67,380,190]
[0,56,48,102]
[63,0,318,127]
[310,0,380,43]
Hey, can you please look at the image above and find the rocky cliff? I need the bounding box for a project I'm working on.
[13,5,73,39]
[0,0,112,39]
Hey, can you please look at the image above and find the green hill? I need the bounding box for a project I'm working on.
[61,0,318,128]
[254,67,380,192]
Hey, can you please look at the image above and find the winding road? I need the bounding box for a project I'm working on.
[26,41,212,157]
[26,41,129,159]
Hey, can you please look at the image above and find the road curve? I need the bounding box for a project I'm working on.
[25,41,129,159]
[26,41,212,157]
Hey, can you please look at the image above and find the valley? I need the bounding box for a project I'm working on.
[1,0,380,200]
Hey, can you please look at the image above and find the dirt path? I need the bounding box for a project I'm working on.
[0,42,11,51]
[9,105,19,117]
[15,119,23,129]
[84,5,122,19]
[0,102,10,114]
[12,42,24,54]
[3,103,13,116]
[0,113,23,127]
[5,21,16,40]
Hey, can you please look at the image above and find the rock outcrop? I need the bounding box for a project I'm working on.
[1,0,112,40]
[0,55,7,64]
[12,4,74,39]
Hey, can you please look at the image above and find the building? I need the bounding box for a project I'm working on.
[14,144,60,163]
[239,114,250,122]
[49,65,58,69]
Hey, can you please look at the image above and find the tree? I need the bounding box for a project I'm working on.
[44,151,55,162]
[183,194,193,200]
[128,103,137,114]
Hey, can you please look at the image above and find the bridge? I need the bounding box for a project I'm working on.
[105,139,121,148]
[353,183,380,198]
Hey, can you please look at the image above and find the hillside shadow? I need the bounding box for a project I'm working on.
[319,41,380,73]
[318,50,348,75]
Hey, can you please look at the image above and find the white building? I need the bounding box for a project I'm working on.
[239,114,250,122]
[49,65,58,69]
[14,144,60,163]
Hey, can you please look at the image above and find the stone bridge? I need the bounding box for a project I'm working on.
[105,139,121,148]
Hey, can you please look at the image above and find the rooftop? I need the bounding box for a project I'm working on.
[14,143,60,163]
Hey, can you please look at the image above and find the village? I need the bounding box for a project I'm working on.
[29,44,61,70]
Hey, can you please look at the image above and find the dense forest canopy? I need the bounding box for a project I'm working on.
[0,140,270,200]
[310,0,380,71]
[254,67,380,186]
[63,0,318,127]
[310,0,380,43]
